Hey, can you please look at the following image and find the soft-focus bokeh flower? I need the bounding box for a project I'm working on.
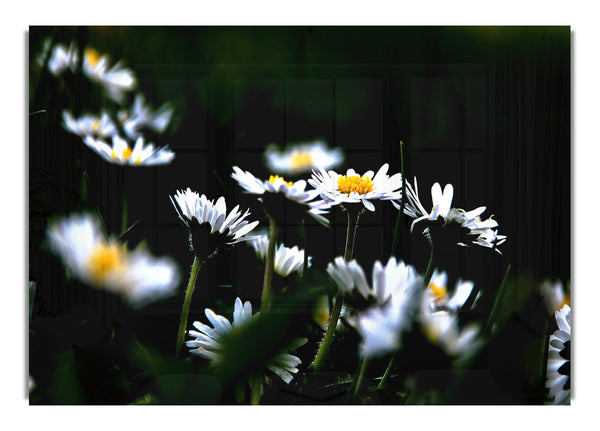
[309,163,402,212]
[83,134,175,165]
[62,110,117,139]
[117,94,174,139]
[248,232,311,277]
[37,40,78,76]
[264,139,343,175]
[231,166,331,225]
[82,46,136,103]
[186,297,307,384]
[546,304,571,404]
[540,280,570,315]
[46,213,180,308]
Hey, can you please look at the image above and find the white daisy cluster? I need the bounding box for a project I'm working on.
[264,140,343,176]
[309,163,403,212]
[170,188,260,246]
[248,233,312,277]
[419,271,481,358]
[37,38,175,166]
[546,304,571,404]
[231,166,331,225]
[186,297,307,385]
[400,177,506,252]
[46,213,180,308]
[327,256,423,358]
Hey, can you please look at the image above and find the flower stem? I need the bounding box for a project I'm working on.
[377,351,397,390]
[351,358,369,398]
[261,215,278,311]
[312,206,361,372]
[391,140,405,256]
[250,377,262,405]
[175,255,203,356]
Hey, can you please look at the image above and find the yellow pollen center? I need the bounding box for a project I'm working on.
[269,175,293,187]
[111,147,134,160]
[289,151,314,169]
[87,243,125,283]
[559,294,570,310]
[84,47,101,66]
[337,175,374,195]
[428,282,447,303]
[91,120,100,132]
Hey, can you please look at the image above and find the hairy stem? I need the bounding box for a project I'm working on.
[175,255,203,356]
[261,215,278,311]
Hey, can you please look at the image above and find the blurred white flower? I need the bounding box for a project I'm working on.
[186,297,307,384]
[118,94,174,139]
[82,47,136,103]
[170,188,260,247]
[546,304,571,404]
[264,140,343,175]
[425,270,474,312]
[327,256,422,358]
[37,40,78,76]
[231,166,331,225]
[46,213,179,308]
[540,280,570,315]
[83,134,174,165]
[309,163,402,212]
[248,233,311,277]
[62,110,117,139]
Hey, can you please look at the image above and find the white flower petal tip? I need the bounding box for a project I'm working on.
[309,163,403,212]
[264,140,344,175]
[45,213,180,308]
[546,304,571,404]
[249,234,312,277]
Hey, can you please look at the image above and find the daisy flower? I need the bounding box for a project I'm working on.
[171,188,260,252]
[309,163,402,212]
[62,110,117,139]
[186,297,307,384]
[248,233,311,277]
[46,213,180,308]
[400,177,506,252]
[326,256,422,358]
[231,166,331,224]
[313,295,347,331]
[83,134,175,165]
[264,139,343,176]
[540,280,570,315]
[546,304,571,404]
[82,46,137,103]
[419,270,481,357]
[327,255,418,305]
[37,39,78,76]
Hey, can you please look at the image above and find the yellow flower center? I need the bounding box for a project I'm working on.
[428,282,447,303]
[91,120,100,132]
[337,175,374,195]
[560,293,570,310]
[87,243,125,283]
[289,151,314,170]
[269,175,293,187]
[84,47,101,66]
[314,309,330,327]
[111,147,134,160]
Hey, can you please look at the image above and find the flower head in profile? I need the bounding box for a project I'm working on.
[400,177,506,252]
[231,166,331,225]
[546,304,571,404]
[62,110,117,139]
[309,163,402,212]
[82,46,136,103]
[419,270,481,358]
[186,297,307,385]
[46,213,180,308]
[264,139,343,176]
[327,256,422,358]
[83,134,175,165]
[248,232,311,277]
[37,39,78,76]
[118,94,174,139]
[171,189,260,254]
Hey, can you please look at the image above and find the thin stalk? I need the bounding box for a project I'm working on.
[250,377,262,405]
[175,255,203,356]
[391,141,405,256]
[261,215,278,311]
[351,358,369,399]
[483,264,511,336]
[312,206,361,371]
[377,351,397,390]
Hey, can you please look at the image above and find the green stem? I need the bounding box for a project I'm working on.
[377,351,397,390]
[352,358,369,398]
[175,255,203,356]
[391,141,405,256]
[483,264,511,336]
[250,377,262,405]
[312,206,361,372]
[261,215,278,311]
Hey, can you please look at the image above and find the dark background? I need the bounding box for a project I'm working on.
[28,26,570,403]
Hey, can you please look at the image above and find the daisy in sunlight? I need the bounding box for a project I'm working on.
[249,233,311,277]
[62,110,117,139]
[264,139,343,176]
[83,134,175,165]
[46,213,180,308]
[82,46,137,103]
[309,163,402,212]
